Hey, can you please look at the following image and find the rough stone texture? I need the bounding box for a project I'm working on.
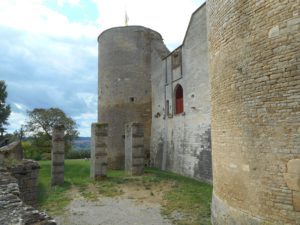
[90,123,108,180]
[0,141,23,163]
[207,0,300,224]
[0,166,56,225]
[10,160,40,207]
[284,159,300,212]
[125,122,145,175]
[150,4,212,182]
[98,26,169,169]
[51,125,65,186]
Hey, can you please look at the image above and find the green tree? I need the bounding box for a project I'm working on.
[25,108,79,159]
[0,81,11,138]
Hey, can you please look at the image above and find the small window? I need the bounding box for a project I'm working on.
[166,100,169,115]
[129,97,135,102]
[172,49,182,69]
[175,84,183,114]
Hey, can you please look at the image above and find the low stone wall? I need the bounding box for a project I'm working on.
[9,160,40,206]
[0,140,56,224]
[0,166,56,225]
[0,141,23,163]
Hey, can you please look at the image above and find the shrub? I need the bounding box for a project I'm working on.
[66,149,90,159]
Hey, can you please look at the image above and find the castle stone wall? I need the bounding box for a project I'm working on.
[207,0,300,224]
[151,4,212,182]
[98,26,169,169]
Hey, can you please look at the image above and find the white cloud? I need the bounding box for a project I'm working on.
[76,93,98,110]
[93,0,205,49]
[0,0,98,39]
[74,112,97,136]
[7,112,27,133]
[14,103,26,110]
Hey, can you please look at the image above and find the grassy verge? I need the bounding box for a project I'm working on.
[38,159,212,224]
[146,168,212,225]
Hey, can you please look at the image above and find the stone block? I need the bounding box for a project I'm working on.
[284,173,300,191]
[52,173,64,186]
[132,158,144,166]
[287,159,300,174]
[293,191,300,212]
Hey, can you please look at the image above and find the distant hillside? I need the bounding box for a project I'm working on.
[72,137,91,151]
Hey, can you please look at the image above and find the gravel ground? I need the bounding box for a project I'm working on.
[54,197,173,225]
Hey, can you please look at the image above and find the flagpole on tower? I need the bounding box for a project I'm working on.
[125,11,129,26]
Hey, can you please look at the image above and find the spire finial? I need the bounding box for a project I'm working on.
[125,11,129,26]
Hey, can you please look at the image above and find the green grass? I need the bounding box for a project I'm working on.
[37,159,212,224]
[145,168,212,225]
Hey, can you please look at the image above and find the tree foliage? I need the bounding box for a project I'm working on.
[0,80,11,137]
[24,108,79,159]
[25,108,79,140]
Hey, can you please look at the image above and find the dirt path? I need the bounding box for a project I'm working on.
[54,181,175,225]
[54,196,172,225]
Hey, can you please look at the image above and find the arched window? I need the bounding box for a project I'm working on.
[175,84,184,114]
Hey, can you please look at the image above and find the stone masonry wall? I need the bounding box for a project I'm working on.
[98,26,168,169]
[207,0,300,224]
[0,166,56,225]
[0,142,56,224]
[151,4,212,182]
[10,160,40,207]
[0,141,23,163]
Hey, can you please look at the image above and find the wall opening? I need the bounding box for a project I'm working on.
[175,84,183,114]
[166,100,169,116]
[129,97,135,102]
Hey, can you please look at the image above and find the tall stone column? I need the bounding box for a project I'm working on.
[125,123,144,176]
[90,123,108,180]
[51,125,65,186]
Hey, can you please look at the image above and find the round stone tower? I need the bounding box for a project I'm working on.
[98,26,167,169]
[207,1,300,224]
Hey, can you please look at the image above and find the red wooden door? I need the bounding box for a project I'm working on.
[175,85,183,114]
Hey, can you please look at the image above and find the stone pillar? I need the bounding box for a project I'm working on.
[90,123,108,180]
[125,123,144,175]
[51,125,65,186]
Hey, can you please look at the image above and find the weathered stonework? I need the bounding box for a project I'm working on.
[0,140,56,224]
[90,123,108,180]
[150,4,212,182]
[10,160,40,207]
[51,125,65,186]
[0,141,23,163]
[207,0,300,224]
[125,122,145,176]
[98,5,212,182]
[98,26,169,169]
[0,166,56,225]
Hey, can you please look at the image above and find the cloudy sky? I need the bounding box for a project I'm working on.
[1,0,205,137]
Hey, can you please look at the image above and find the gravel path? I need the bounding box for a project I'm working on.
[54,197,173,225]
